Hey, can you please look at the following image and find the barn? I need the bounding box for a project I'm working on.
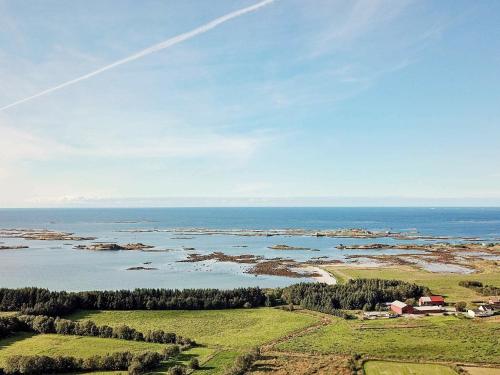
[414,305,444,314]
[418,296,444,307]
[390,300,414,315]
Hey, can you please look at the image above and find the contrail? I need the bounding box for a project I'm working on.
[0,0,275,112]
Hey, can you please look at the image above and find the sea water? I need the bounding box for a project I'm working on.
[0,207,498,291]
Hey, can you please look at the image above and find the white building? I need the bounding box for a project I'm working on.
[468,308,494,318]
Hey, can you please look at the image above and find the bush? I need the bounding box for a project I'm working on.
[168,365,187,375]
[455,301,467,312]
[127,352,162,374]
[189,358,200,369]
[162,345,181,359]
[224,347,260,375]
[0,316,27,340]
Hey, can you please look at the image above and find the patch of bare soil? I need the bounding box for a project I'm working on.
[249,353,351,375]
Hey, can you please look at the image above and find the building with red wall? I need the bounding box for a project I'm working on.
[390,300,414,315]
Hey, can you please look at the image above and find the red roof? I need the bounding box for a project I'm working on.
[430,296,444,302]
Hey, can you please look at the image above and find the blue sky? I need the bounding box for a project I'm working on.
[0,0,499,207]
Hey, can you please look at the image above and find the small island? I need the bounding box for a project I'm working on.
[74,243,156,251]
[126,266,158,271]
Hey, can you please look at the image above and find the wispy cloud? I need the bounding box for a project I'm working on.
[309,0,413,57]
[77,132,270,160]
[0,0,275,112]
[0,122,269,161]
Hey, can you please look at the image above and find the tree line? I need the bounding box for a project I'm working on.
[0,279,429,320]
[1,351,163,375]
[0,287,267,316]
[1,315,194,347]
[282,279,428,314]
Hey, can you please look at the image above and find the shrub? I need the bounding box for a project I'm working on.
[162,345,181,359]
[189,358,200,369]
[455,301,467,312]
[168,365,187,375]
[224,347,260,375]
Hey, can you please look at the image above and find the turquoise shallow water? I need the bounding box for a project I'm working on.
[0,207,499,291]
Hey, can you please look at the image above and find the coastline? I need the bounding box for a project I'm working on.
[306,266,337,285]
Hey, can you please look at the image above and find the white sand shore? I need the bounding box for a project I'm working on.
[306,266,337,285]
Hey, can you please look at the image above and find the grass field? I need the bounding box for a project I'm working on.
[326,264,500,303]
[0,308,319,374]
[363,360,457,375]
[69,308,319,349]
[192,350,239,375]
[0,333,166,366]
[278,315,499,363]
[0,333,215,374]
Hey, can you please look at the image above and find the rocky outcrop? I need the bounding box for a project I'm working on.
[126,266,158,271]
[0,245,29,250]
[74,243,155,251]
[268,245,318,251]
[0,229,95,241]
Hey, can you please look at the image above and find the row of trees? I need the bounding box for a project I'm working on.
[282,279,428,313]
[1,351,162,375]
[1,279,430,319]
[0,287,268,316]
[0,314,194,347]
[458,280,500,296]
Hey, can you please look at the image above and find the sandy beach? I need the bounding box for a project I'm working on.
[306,266,337,285]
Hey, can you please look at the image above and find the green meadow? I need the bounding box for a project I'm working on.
[277,315,499,363]
[0,308,319,374]
[0,333,166,366]
[69,308,319,349]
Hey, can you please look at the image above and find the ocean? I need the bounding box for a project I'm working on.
[0,207,499,291]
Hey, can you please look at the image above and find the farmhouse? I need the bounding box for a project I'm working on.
[390,300,414,315]
[418,296,444,307]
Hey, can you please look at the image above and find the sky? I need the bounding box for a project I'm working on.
[0,0,499,207]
